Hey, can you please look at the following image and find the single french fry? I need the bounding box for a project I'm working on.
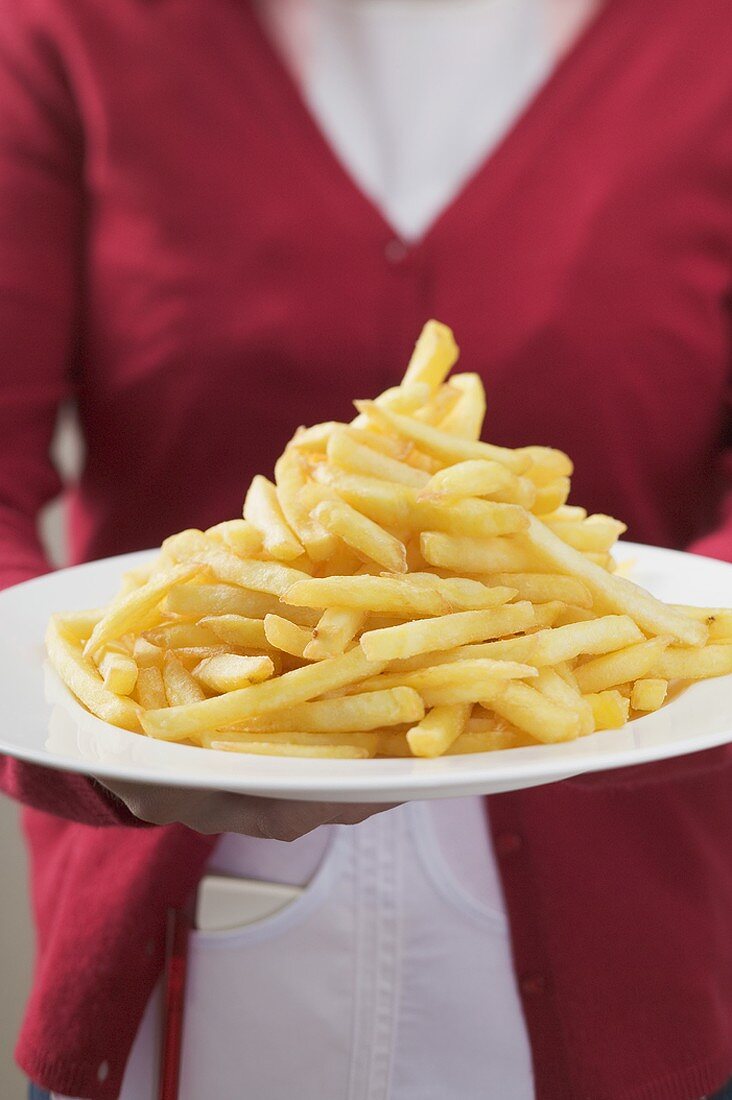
[283,573,515,616]
[630,678,668,711]
[421,460,524,503]
[98,648,139,696]
[490,572,592,608]
[274,450,338,562]
[202,728,380,752]
[519,447,574,483]
[310,465,417,529]
[199,615,269,649]
[193,653,275,694]
[304,606,366,660]
[671,606,732,641]
[263,614,314,659]
[145,622,221,649]
[55,608,105,641]
[140,648,385,739]
[407,703,470,757]
[436,373,486,440]
[244,475,304,561]
[167,583,275,619]
[134,666,168,711]
[545,515,627,553]
[46,619,141,731]
[523,514,707,646]
[327,428,430,489]
[421,531,542,573]
[414,498,529,539]
[355,400,526,472]
[584,690,630,730]
[227,686,424,734]
[401,319,459,390]
[652,644,732,681]
[181,541,310,598]
[163,653,206,707]
[84,562,203,658]
[312,498,407,573]
[133,636,165,669]
[446,727,534,753]
[211,740,371,759]
[357,658,537,706]
[360,603,535,662]
[531,478,571,514]
[574,636,671,695]
[481,681,581,743]
[206,519,263,558]
[534,668,594,735]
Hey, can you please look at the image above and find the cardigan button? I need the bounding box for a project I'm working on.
[520,974,547,997]
[97,1060,110,1082]
[384,238,408,264]
[495,832,523,857]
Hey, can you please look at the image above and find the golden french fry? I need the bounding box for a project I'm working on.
[283,573,514,616]
[263,614,314,659]
[304,606,366,660]
[436,373,486,440]
[412,384,461,426]
[671,606,732,641]
[312,498,407,573]
[133,636,165,669]
[84,562,203,658]
[401,319,459,390]
[531,478,571,514]
[181,541,310,598]
[631,678,668,712]
[54,608,105,641]
[193,653,275,694]
[134,665,168,711]
[228,686,424,734]
[140,648,385,739]
[446,727,535,753]
[652,644,732,681]
[534,668,594,735]
[357,658,537,706]
[206,519,263,558]
[145,621,221,649]
[584,690,630,730]
[414,498,529,538]
[421,531,540,573]
[421,460,525,503]
[310,465,417,529]
[355,400,526,472]
[274,449,338,562]
[490,572,593,608]
[97,648,139,696]
[544,515,627,552]
[407,703,470,758]
[244,475,304,561]
[481,680,581,743]
[202,728,381,752]
[360,603,535,662]
[199,614,269,649]
[519,447,574,483]
[327,427,430,489]
[46,619,141,731]
[574,636,671,695]
[163,653,206,707]
[523,514,707,646]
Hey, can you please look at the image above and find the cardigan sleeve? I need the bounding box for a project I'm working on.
[0,2,148,827]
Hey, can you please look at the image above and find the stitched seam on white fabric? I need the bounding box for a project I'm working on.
[188,827,347,948]
[347,823,378,1100]
[366,812,400,1099]
[407,801,509,929]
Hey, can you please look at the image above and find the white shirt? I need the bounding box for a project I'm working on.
[56,2,598,1096]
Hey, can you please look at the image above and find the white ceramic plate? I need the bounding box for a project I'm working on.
[1,543,731,802]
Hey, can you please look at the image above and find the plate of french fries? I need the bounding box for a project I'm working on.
[2,320,732,801]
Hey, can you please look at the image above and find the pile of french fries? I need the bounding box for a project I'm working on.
[47,321,732,760]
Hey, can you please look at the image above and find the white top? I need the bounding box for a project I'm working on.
[258,0,598,241]
[56,1,598,1096]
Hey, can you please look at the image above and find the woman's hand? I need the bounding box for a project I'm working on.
[97,776,398,839]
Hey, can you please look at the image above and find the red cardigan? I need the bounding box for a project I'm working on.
[1,0,732,1096]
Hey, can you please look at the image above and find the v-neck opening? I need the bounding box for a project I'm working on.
[240,0,629,254]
